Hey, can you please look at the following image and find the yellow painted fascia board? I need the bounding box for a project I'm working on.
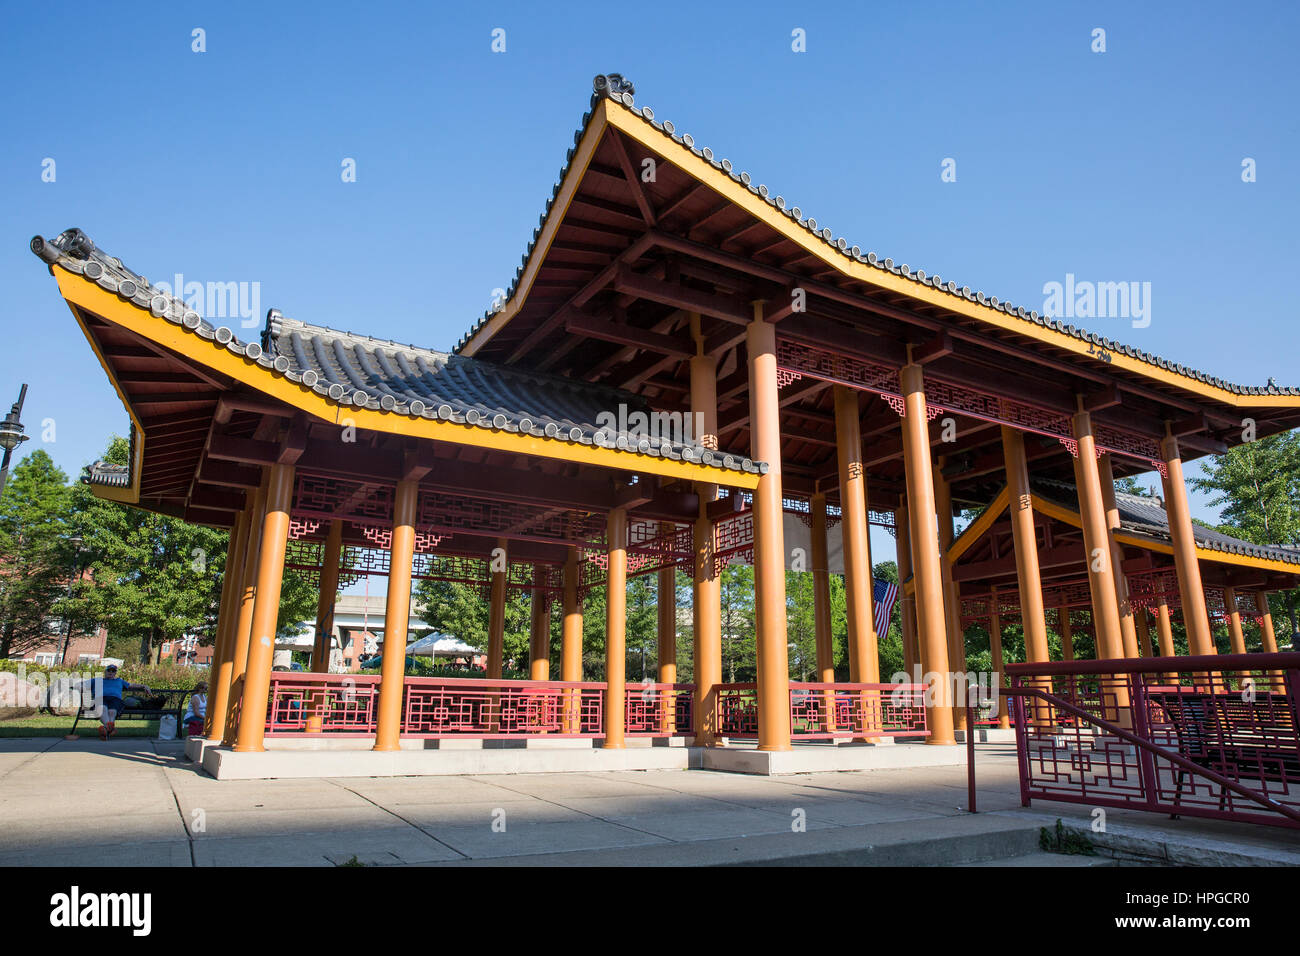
[600,103,1300,411]
[1032,493,1299,576]
[66,300,142,504]
[460,99,612,359]
[947,487,1010,563]
[54,270,759,490]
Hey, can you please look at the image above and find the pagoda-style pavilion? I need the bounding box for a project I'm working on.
[31,74,1300,762]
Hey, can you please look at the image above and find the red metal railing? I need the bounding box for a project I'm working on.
[264,674,693,739]
[266,671,381,736]
[718,682,928,739]
[624,682,694,737]
[403,677,604,738]
[1000,653,1300,829]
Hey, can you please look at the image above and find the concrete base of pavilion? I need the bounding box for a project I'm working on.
[189,735,969,780]
[953,728,1016,744]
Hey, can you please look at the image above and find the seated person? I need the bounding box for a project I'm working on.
[85,665,151,739]
[184,681,208,735]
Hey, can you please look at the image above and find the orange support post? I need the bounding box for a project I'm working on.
[1058,608,1074,661]
[1071,408,1125,660]
[206,505,250,743]
[988,589,1010,729]
[934,459,967,731]
[747,302,791,752]
[233,463,295,753]
[530,564,551,681]
[604,506,628,749]
[1002,427,1050,666]
[561,547,583,733]
[899,362,954,746]
[486,537,507,679]
[835,385,879,685]
[656,547,676,685]
[221,477,267,744]
[1161,433,1215,657]
[895,499,917,679]
[1135,605,1153,658]
[690,312,722,746]
[1099,454,1140,658]
[809,492,836,685]
[374,478,416,752]
[1256,591,1280,653]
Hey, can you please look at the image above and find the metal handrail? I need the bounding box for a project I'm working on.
[995,683,1300,826]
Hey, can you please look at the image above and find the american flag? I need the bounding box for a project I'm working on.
[873,578,899,635]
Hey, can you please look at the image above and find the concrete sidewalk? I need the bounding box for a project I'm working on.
[1,737,1297,866]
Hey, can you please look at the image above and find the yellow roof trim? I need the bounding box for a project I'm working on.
[460,99,612,358]
[460,95,1299,410]
[946,487,1010,564]
[55,270,759,490]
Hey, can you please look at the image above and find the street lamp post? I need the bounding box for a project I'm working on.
[0,384,30,498]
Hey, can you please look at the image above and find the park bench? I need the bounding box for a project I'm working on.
[68,688,196,739]
[1146,688,1300,817]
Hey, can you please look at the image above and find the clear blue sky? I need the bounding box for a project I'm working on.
[3,1,1296,543]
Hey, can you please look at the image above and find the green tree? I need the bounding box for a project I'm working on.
[69,436,319,664]
[0,451,78,658]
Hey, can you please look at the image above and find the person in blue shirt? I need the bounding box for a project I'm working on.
[87,665,151,739]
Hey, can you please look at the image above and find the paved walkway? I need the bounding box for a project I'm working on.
[2,737,1298,866]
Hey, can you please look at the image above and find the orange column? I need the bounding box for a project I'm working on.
[933,460,967,731]
[809,493,835,684]
[896,500,917,679]
[1099,455,1140,658]
[1071,409,1125,660]
[1160,433,1215,656]
[690,314,722,746]
[486,538,508,679]
[233,463,295,753]
[1256,591,1280,653]
[1002,427,1050,665]
[221,479,267,744]
[561,547,584,732]
[1223,586,1246,656]
[312,520,344,673]
[1135,605,1154,657]
[374,478,416,752]
[748,303,791,752]
[656,553,676,684]
[899,362,955,746]
[1155,595,1177,657]
[604,507,628,749]
[206,505,250,742]
[835,385,879,685]
[988,588,1009,729]
[529,565,551,681]
[656,550,676,735]
[1058,608,1074,661]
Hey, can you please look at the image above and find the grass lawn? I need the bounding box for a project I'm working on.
[0,714,162,738]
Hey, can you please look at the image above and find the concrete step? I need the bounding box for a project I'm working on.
[953,851,1117,867]
[418,814,1049,867]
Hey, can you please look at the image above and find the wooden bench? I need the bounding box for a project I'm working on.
[1146,688,1300,817]
[69,688,195,739]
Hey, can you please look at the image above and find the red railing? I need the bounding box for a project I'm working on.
[717,682,928,739]
[403,677,604,738]
[264,674,693,739]
[266,671,381,736]
[624,682,694,737]
[1001,653,1300,829]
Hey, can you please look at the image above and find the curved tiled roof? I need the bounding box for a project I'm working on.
[455,74,1300,400]
[83,460,130,487]
[1031,477,1300,567]
[31,228,762,476]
